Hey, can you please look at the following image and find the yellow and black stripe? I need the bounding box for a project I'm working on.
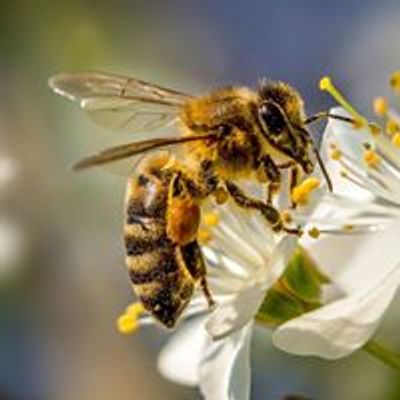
[124,167,199,328]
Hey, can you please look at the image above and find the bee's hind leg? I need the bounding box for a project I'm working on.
[288,165,300,209]
[181,241,216,309]
[200,275,215,308]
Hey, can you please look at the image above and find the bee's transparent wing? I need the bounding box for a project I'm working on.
[72,134,217,173]
[49,71,193,135]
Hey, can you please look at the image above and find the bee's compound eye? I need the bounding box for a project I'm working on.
[260,102,286,135]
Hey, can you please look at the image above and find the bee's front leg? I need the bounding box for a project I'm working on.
[258,155,281,205]
[275,160,299,208]
[224,180,302,236]
[288,165,300,209]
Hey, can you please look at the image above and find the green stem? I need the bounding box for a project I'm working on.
[363,340,400,372]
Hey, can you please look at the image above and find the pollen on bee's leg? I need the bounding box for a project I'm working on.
[116,302,145,335]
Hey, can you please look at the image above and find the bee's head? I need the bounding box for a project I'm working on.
[257,79,313,174]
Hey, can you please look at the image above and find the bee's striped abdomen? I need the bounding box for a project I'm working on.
[124,164,196,328]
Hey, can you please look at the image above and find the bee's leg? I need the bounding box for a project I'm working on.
[225,180,282,232]
[199,160,219,196]
[166,172,201,245]
[259,155,281,205]
[225,180,302,235]
[289,165,300,209]
[200,275,215,308]
[181,241,215,308]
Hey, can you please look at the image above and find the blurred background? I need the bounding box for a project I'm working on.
[1,0,400,399]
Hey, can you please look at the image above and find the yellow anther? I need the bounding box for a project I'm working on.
[343,224,354,232]
[390,71,400,93]
[117,313,139,335]
[330,148,342,160]
[117,302,145,335]
[363,149,380,168]
[203,212,220,226]
[373,96,388,116]
[308,226,321,239]
[340,169,348,178]
[386,119,399,136]
[214,187,229,204]
[291,186,307,205]
[301,177,321,192]
[392,133,400,148]
[198,229,212,244]
[291,177,320,206]
[126,302,145,316]
[281,210,293,224]
[369,123,381,136]
[319,76,367,128]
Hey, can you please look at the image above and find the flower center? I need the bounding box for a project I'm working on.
[256,247,330,327]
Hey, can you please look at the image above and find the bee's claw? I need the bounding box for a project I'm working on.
[283,225,303,236]
[200,276,215,309]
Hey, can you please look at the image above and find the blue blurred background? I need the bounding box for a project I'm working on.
[1,1,400,399]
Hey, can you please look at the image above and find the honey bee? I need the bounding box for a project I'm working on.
[49,71,335,327]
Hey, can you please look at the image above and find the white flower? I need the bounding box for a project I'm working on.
[156,108,400,399]
[157,202,297,400]
[273,106,400,358]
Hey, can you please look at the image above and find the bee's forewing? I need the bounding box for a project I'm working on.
[49,71,192,135]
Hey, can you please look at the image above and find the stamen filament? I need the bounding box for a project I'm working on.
[363,339,400,372]
[319,76,367,128]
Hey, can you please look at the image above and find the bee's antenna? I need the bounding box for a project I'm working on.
[296,124,333,192]
[304,111,356,126]
[312,141,333,192]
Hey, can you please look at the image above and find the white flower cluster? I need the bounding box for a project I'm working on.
[127,76,400,400]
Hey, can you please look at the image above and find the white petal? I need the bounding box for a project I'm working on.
[206,236,296,339]
[199,323,253,400]
[157,317,208,386]
[205,283,265,340]
[272,260,400,359]
[304,218,400,292]
[323,107,373,161]
[321,107,373,201]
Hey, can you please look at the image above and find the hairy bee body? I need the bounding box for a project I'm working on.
[124,154,206,327]
[50,71,333,328]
